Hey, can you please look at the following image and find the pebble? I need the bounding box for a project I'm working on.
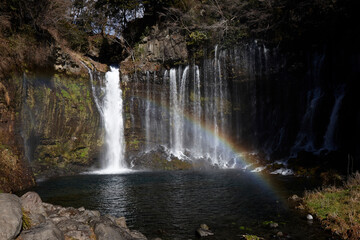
[196,228,214,237]
[196,224,214,237]
[269,222,279,228]
[200,224,209,230]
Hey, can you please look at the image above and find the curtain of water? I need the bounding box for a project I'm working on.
[291,88,323,154]
[87,65,128,172]
[128,43,348,168]
[140,46,235,166]
[322,86,346,151]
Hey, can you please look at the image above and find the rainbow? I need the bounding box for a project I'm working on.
[133,94,249,162]
[131,94,290,204]
[132,93,257,164]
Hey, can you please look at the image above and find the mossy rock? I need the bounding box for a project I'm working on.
[241,235,264,240]
[129,147,193,170]
[148,154,193,170]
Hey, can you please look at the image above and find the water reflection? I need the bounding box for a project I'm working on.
[96,175,129,215]
[31,170,334,239]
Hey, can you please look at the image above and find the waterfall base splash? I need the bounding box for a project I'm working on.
[87,168,134,175]
[128,144,252,171]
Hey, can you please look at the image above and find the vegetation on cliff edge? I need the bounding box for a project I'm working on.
[162,0,360,50]
[2,0,359,72]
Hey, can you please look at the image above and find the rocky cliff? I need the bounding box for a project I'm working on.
[0,46,105,191]
[0,76,35,192]
[21,69,103,178]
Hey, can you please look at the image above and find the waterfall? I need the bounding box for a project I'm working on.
[131,43,351,168]
[85,64,128,173]
[212,45,220,164]
[102,67,127,171]
[322,86,346,152]
[291,88,323,154]
[192,65,202,157]
[138,46,238,167]
[169,68,186,157]
[21,73,33,163]
[145,71,151,150]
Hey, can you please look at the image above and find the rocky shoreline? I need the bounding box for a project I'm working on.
[0,192,148,240]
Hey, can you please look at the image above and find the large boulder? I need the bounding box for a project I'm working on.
[19,220,64,240]
[0,193,23,240]
[91,217,135,240]
[21,192,46,215]
[21,191,47,226]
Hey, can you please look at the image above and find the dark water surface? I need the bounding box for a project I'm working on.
[30,170,335,239]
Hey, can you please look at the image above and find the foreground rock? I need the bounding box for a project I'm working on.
[0,192,148,240]
[19,220,64,240]
[0,194,23,240]
[196,224,214,237]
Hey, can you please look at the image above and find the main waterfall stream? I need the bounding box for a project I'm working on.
[89,66,129,173]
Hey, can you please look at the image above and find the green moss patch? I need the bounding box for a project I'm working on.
[151,156,193,171]
[23,73,103,177]
[303,172,360,239]
[242,235,263,240]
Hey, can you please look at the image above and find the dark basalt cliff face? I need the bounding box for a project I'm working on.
[21,71,103,178]
[119,22,360,173]
[0,76,35,192]
[0,46,105,191]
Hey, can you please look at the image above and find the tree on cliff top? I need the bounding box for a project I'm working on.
[160,0,360,48]
[0,0,70,32]
[0,0,71,76]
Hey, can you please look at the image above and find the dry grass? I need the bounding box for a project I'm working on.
[22,208,32,230]
[304,172,360,239]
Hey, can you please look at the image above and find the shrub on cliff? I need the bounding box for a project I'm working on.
[0,0,70,31]
[159,0,360,49]
[0,0,70,76]
[58,20,89,53]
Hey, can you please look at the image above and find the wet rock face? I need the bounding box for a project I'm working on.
[21,72,103,178]
[128,146,194,171]
[0,78,35,192]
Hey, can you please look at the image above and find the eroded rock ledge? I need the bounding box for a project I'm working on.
[0,192,147,240]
